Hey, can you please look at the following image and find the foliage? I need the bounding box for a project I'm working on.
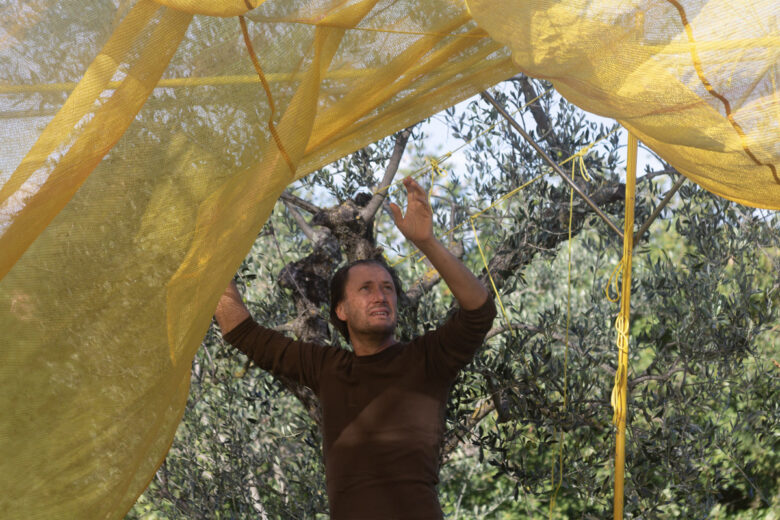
[130,78,779,519]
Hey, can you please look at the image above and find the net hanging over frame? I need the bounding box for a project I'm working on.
[0,0,777,518]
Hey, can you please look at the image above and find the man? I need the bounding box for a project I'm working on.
[215,177,496,519]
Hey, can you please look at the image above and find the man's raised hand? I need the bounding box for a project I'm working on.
[389,177,489,310]
[389,176,434,246]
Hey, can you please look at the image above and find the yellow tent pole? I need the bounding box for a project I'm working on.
[613,132,638,519]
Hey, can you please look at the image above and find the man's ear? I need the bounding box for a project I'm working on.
[335,301,347,322]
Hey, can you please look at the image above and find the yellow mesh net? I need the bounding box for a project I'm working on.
[0,0,777,518]
[468,0,780,209]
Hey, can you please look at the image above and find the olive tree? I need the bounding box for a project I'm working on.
[131,77,779,519]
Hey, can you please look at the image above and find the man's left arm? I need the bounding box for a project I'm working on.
[390,177,495,379]
[389,177,489,310]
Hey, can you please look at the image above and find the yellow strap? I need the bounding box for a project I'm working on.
[238,15,295,176]
[612,132,638,520]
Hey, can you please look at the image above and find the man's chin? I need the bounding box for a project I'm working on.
[366,322,397,338]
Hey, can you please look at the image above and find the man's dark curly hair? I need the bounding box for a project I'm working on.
[329,258,403,343]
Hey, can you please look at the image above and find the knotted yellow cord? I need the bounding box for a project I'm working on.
[605,260,623,303]
[549,139,595,516]
[426,156,449,180]
[557,127,621,176]
[612,133,638,520]
[425,156,448,215]
[563,143,594,183]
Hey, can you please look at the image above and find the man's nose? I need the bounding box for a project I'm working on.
[371,287,387,301]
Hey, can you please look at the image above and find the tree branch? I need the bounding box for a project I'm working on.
[156,461,194,517]
[404,241,465,307]
[282,200,317,242]
[634,174,685,243]
[476,179,624,296]
[441,399,496,462]
[483,91,625,239]
[485,374,511,423]
[639,168,678,183]
[360,127,413,221]
[280,190,321,215]
[628,365,684,389]
[516,75,563,154]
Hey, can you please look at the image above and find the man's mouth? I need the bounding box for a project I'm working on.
[369,309,390,317]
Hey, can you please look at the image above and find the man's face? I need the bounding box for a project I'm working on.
[335,263,398,341]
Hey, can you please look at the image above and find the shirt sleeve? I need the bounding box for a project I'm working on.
[419,296,497,383]
[223,317,333,394]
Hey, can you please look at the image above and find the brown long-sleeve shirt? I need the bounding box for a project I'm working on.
[224,297,496,519]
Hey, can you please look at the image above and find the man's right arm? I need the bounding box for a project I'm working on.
[215,280,251,334]
[214,280,331,393]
